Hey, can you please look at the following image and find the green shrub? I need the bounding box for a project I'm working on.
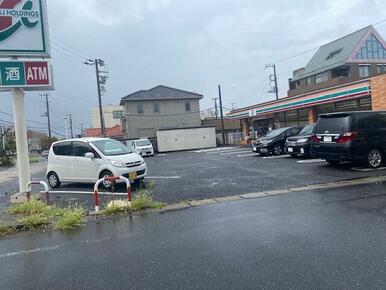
[0,155,14,167]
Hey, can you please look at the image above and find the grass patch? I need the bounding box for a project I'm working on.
[131,191,165,210]
[0,224,14,237]
[103,201,131,216]
[17,214,49,230]
[9,200,47,215]
[29,157,39,163]
[6,201,85,234]
[102,191,165,216]
[55,207,84,230]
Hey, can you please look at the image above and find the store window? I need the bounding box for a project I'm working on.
[377,64,383,74]
[306,77,312,86]
[358,65,370,77]
[315,72,328,84]
[355,34,386,60]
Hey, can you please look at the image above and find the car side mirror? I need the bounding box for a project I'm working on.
[85,152,95,159]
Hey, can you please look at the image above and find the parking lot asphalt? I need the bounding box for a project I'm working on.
[1,146,386,208]
[2,182,386,289]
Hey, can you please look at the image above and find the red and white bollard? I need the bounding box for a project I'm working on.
[26,181,50,205]
[93,176,131,213]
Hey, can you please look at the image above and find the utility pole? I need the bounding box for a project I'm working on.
[0,126,4,153]
[64,116,68,139]
[266,64,279,100]
[43,94,52,138]
[69,114,74,139]
[218,85,226,146]
[212,98,219,119]
[231,103,236,110]
[80,123,84,137]
[84,59,108,137]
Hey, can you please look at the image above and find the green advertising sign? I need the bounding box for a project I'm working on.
[0,61,25,86]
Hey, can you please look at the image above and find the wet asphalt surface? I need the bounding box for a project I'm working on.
[1,182,386,289]
[1,147,386,209]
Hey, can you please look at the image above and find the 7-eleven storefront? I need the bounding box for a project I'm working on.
[228,75,386,139]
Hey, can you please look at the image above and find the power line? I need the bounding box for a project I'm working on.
[51,35,90,58]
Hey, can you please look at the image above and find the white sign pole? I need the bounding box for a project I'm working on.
[11,88,31,193]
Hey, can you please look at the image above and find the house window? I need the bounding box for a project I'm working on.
[154,103,160,113]
[112,110,123,119]
[377,64,383,74]
[137,104,144,114]
[185,102,191,112]
[306,77,312,86]
[315,72,328,84]
[358,65,370,78]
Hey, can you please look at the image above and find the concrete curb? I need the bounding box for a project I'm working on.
[148,175,386,213]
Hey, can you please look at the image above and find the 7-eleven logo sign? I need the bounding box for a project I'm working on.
[0,0,40,41]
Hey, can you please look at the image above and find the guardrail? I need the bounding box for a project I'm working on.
[93,176,132,213]
[26,181,50,205]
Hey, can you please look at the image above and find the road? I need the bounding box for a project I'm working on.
[1,182,386,289]
[2,147,386,208]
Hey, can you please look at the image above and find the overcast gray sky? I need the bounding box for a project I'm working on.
[1,0,386,137]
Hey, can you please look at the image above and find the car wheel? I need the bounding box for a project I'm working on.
[367,148,383,168]
[47,172,61,188]
[326,160,340,166]
[273,145,283,155]
[100,170,114,189]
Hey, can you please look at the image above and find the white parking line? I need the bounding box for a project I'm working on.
[297,159,326,164]
[237,153,259,157]
[147,176,181,179]
[206,148,244,154]
[351,167,386,172]
[195,147,236,153]
[220,149,251,155]
[262,155,291,159]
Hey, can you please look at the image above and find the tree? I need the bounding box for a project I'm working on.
[39,137,58,150]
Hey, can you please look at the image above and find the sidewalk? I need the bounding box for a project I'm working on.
[0,161,47,185]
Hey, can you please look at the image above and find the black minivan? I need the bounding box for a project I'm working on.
[311,111,386,168]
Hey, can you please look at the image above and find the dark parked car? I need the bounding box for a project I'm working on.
[311,111,386,168]
[285,124,315,157]
[254,126,303,155]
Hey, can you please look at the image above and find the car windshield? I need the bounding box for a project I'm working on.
[92,139,132,156]
[264,128,288,138]
[299,125,315,135]
[136,140,151,147]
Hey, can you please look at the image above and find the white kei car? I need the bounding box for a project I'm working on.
[127,139,154,157]
[46,138,147,189]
